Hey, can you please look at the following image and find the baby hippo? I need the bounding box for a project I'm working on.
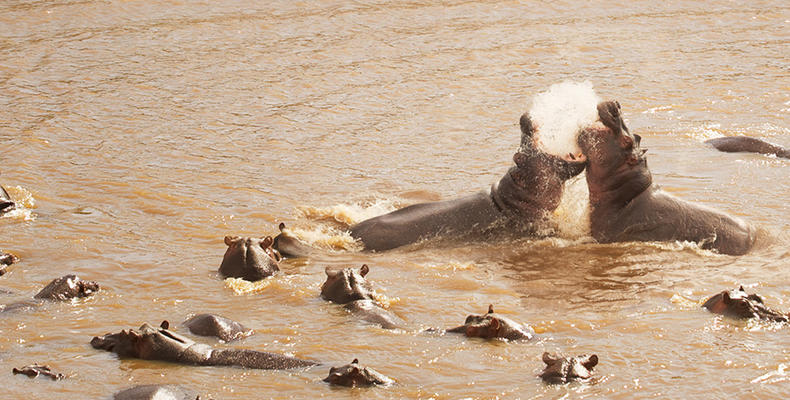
[539,352,599,384]
[703,286,788,322]
[446,304,534,341]
[321,264,404,329]
[219,236,281,281]
[323,358,394,387]
[183,314,253,342]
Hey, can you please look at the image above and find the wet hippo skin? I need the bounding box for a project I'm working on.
[539,352,598,384]
[320,264,404,329]
[445,304,534,341]
[323,358,393,387]
[218,236,281,282]
[706,136,790,159]
[703,286,788,322]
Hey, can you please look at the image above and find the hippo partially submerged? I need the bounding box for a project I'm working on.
[706,136,790,159]
[91,321,316,369]
[1,274,99,313]
[324,358,393,387]
[12,364,65,381]
[0,251,19,276]
[112,384,200,400]
[703,286,788,322]
[577,101,755,255]
[0,186,15,215]
[539,352,599,384]
[321,264,404,329]
[219,236,281,281]
[183,314,253,342]
[445,304,534,341]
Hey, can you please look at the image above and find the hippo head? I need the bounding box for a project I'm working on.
[448,304,533,341]
[518,113,588,181]
[33,274,100,301]
[702,286,788,322]
[539,352,599,384]
[90,321,195,361]
[320,264,374,304]
[219,236,281,281]
[0,186,15,214]
[323,358,393,387]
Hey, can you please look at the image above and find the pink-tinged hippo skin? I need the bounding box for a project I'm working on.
[578,101,755,255]
[183,314,253,342]
[703,286,788,322]
[12,364,65,381]
[706,136,790,159]
[112,384,199,400]
[539,352,599,384]
[320,264,404,330]
[445,304,534,341]
[218,236,281,282]
[90,321,317,370]
[323,358,394,387]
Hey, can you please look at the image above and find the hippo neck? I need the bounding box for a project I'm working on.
[491,165,562,216]
[586,160,652,211]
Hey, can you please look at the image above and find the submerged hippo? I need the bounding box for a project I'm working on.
[577,101,755,255]
[274,112,586,256]
[0,251,19,276]
[183,314,253,342]
[706,136,790,159]
[321,264,404,329]
[91,321,316,369]
[112,384,200,400]
[0,186,15,215]
[539,352,599,384]
[702,286,788,322]
[445,304,534,341]
[12,364,65,381]
[1,274,99,313]
[219,236,281,281]
[324,358,393,387]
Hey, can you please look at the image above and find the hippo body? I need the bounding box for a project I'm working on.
[91,322,316,369]
[1,275,99,313]
[539,352,598,384]
[706,136,790,159]
[446,304,534,341]
[703,286,788,322]
[0,251,18,276]
[219,236,280,282]
[113,384,198,400]
[324,359,393,387]
[0,186,15,215]
[578,101,755,255]
[320,265,404,329]
[12,364,65,381]
[183,314,253,342]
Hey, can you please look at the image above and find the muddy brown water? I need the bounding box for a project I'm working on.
[1,1,789,398]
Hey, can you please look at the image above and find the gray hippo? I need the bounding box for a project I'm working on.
[703,286,788,322]
[12,364,65,381]
[274,113,587,256]
[321,264,404,330]
[0,251,19,276]
[0,186,15,215]
[539,352,599,384]
[445,304,534,341]
[219,236,280,282]
[577,101,755,255]
[1,274,99,313]
[112,384,200,400]
[91,321,316,369]
[706,136,790,159]
[182,314,253,342]
[323,358,393,387]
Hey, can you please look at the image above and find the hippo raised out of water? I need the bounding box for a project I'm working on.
[445,304,534,341]
[323,358,394,387]
[702,286,788,322]
[0,186,15,215]
[183,314,253,342]
[706,136,790,159]
[219,236,281,282]
[539,352,599,384]
[577,101,755,255]
[274,112,587,256]
[321,264,404,330]
[1,274,99,313]
[91,321,317,369]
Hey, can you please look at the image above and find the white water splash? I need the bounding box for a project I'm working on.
[528,81,601,157]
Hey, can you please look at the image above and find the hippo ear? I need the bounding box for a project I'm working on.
[582,354,599,369]
[160,321,169,330]
[519,113,536,139]
[325,266,337,278]
[224,236,234,246]
[352,358,359,364]
[487,304,494,314]
[360,264,369,277]
[722,291,732,304]
[489,317,501,332]
[542,352,559,365]
[261,236,274,249]
[278,222,286,232]
[738,285,746,292]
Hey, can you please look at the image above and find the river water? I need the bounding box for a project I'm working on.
[1,1,788,398]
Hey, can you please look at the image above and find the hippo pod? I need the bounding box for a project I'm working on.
[0,186,15,215]
[321,264,404,330]
[182,314,253,342]
[577,101,755,255]
[445,304,534,341]
[91,321,316,369]
[539,352,598,384]
[12,364,65,381]
[1,274,99,313]
[219,236,281,282]
[0,251,19,276]
[324,358,393,387]
[706,136,790,159]
[703,286,788,322]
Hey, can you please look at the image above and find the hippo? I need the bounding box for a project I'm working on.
[112,384,200,400]
[445,304,534,341]
[183,314,253,342]
[12,364,65,381]
[0,186,15,215]
[0,251,19,276]
[274,112,587,256]
[702,286,788,322]
[320,264,404,330]
[577,101,755,255]
[1,274,99,313]
[91,321,316,369]
[706,136,790,159]
[323,358,394,387]
[539,352,599,384]
[219,236,281,282]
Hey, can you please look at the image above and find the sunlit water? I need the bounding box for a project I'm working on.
[1,1,788,399]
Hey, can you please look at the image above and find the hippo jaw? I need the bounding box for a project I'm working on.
[517,113,588,183]
[33,274,100,301]
[320,264,374,304]
[91,322,208,363]
[703,287,788,322]
[323,359,392,387]
[540,352,598,384]
[219,236,281,281]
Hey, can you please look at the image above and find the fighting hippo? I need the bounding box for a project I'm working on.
[321,264,404,329]
[702,286,788,322]
[12,364,65,381]
[445,304,534,341]
[0,251,19,276]
[539,352,599,384]
[219,236,281,281]
[91,321,316,369]
[0,186,15,215]
[274,112,586,256]
[706,136,790,159]
[112,384,200,400]
[577,101,755,255]
[183,314,253,342]
[324,358,394,387]
[1,274,99,313]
